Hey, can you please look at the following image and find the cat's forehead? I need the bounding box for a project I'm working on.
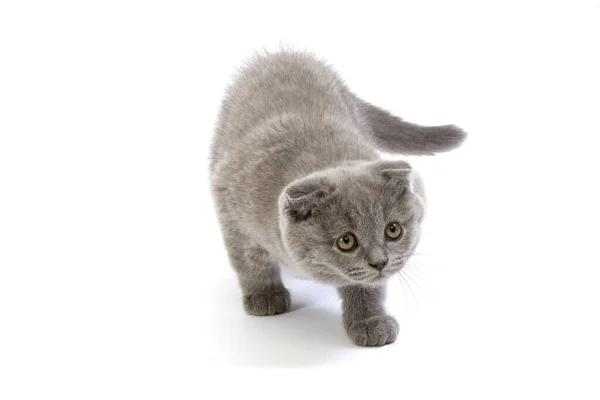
[320,177,413,227]
[341,173,408,204]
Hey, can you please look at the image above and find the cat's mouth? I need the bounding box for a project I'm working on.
[315,261,399,285]
[345,264,406,284]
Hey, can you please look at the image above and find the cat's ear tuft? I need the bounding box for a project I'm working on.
[283,175,335,222]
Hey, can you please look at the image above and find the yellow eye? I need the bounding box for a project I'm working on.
[337,233,357,251]
[385,222,403,240]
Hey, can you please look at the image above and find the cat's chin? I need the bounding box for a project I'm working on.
[335,277,389,289]
[342,273,390,287]
[364,274,390,286]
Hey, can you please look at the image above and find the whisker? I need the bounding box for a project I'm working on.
[347,271,370,282]
[403,267,423,280]
[405,258,428,265]
[402,265,421,278]
[403,263,423,271]
[396,274,409,304]
[406,263,427,270]
[388,258,406,268]
[400,267,422,290]
[322,287,339,307]
[398,270,419,305]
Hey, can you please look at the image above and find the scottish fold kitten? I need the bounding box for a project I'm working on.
[210,51,465,346]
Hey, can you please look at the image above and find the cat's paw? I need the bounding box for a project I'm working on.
[345,315,399,347]
[243,288,291,316]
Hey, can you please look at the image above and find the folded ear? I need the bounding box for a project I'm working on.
[409,170,426,205]
[370,159,426,204]
[370,160,412,181]
[283,175,335,222]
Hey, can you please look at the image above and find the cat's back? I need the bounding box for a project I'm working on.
[210,51,359,172]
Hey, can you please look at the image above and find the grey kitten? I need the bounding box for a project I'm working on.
[210,51,465,347]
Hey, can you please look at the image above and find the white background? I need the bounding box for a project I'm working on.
[1,1,600,399]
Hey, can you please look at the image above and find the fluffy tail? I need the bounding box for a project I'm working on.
[356,98,466,155]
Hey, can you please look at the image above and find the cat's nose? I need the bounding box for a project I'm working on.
[368,259,388,271]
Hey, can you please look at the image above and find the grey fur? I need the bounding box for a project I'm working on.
[210,50,465,347]
[357,99,466,155]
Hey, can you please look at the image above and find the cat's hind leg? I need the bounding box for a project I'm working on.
[223,231,290,316]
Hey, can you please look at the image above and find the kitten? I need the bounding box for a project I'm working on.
[210,51,465,346]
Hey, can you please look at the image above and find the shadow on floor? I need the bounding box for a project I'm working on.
[209,277,358,368]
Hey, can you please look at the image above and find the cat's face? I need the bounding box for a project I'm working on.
[279,160,426,287]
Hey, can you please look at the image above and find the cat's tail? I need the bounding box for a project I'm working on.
[356,97,466,155]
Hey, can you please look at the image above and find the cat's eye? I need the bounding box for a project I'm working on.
[385,222,403,240]
[337,233,357,251]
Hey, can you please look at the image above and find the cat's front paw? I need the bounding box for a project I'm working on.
[243,289,291,316]
[345,315,399,347]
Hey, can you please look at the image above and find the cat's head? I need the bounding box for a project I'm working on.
[278,160,426,287]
